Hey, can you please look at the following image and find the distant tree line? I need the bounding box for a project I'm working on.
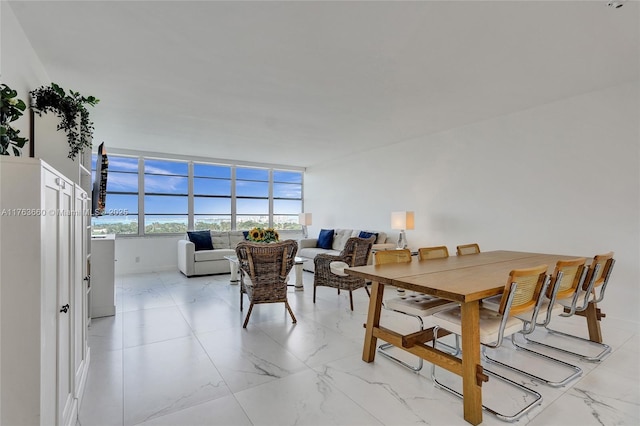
[93,219,301,235]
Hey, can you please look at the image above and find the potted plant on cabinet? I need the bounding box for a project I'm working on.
[0,83,29,156]
[30,82,99,159]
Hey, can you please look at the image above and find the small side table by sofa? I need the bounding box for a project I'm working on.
[224,255,306,291]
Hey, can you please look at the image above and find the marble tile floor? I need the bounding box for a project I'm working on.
[78,270,640,426]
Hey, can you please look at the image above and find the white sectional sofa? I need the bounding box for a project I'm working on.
[298,228,395,273]
[178,230,246,277]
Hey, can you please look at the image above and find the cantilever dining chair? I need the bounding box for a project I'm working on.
[522,252,615,362]
[374,249,456,372]
[236,240,298,328]
[431,265,550,422]
[483,258,585,387]
[456,243,481,256]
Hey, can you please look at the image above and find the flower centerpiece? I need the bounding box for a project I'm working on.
[0,83,29,156]
[248,227,280,243]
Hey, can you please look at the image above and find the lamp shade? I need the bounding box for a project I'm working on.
[298,213,312,226]
[391,211,415,230]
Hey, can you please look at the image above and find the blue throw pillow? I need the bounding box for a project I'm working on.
[317,229,334,249]
[187,231,214,251]
[358,231,378,241]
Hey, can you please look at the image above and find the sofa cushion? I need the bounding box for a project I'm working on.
[332,229,353,251]
[187,231,214,251]
[361,230,387,244]
[317,229,334,249]
[358,231,378,240]
[299,247,340,259]
[229,231,246,247]
[329,261,349,277]
[210,231,231,249]
[194,248,235,262]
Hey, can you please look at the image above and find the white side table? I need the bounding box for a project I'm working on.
[293,257,307,291]
[224,255,306,290]
[224,255,240,285]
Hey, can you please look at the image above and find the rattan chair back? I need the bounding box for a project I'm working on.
[497,265,549,317]
[312,235,376,310]
[547,258,587,300]
[374,249,412,265]
[456,243,481,256]
[236,239,298,327]
[418,246,449,260]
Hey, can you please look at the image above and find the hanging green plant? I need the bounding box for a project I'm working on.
[30,82,99,159]
[0,83,29,156]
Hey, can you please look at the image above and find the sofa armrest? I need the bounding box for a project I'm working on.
[299,238,318,249]
[177,239,195,276]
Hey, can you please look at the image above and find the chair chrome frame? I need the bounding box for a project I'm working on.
[484,261,585,387]
[521,254,615,362]
[431,266,549,422]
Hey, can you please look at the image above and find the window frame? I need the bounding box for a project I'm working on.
[91,150,305,237]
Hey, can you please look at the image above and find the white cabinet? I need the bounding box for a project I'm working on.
[90,235,116,318]
[74,184,91,401]
[0,157,90,426]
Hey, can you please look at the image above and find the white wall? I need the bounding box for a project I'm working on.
[305,82,639,325]
[113,230,306,276]
[0,3,49,144]
[114,236,183,275]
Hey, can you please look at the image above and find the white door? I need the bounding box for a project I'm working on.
[73,187,88,395]
[40,168,60,425]
[57,175,75,426]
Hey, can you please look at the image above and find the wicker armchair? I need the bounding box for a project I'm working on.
[313,235,376,310]
[236,240,298,328]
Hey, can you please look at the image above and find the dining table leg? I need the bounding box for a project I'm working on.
[460,300,483,426]
[362,281,384,362]
[584,301,604,343]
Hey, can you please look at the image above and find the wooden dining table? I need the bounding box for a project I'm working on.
[346,250,603,426]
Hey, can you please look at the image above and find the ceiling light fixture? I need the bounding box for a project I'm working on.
[607,1,625,8]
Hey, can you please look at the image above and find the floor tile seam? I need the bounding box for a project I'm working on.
[312,363,387,426]
[247,323,326,371]
[188,321,238,401]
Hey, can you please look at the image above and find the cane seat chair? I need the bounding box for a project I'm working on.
[483,258,585,387]
[522,252,615,362]
[431,265,550,422]
[456,243,481,256]
[374,249,456,372]
[236,240,298,328]
[418,245,449,260]
[313,236,376,311]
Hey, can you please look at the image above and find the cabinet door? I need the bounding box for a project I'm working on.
[57,174,75,426]
[40,169,60,425]
[73,187,89,396]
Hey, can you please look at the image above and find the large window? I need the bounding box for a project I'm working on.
[236,167,269,230]
[91,155,139,235]
[144,159,189,234]
[91,154,304,236]
[273,170,303,229]
[194,163,232,231]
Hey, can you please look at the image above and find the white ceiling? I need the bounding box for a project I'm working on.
[8,0,639,168]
